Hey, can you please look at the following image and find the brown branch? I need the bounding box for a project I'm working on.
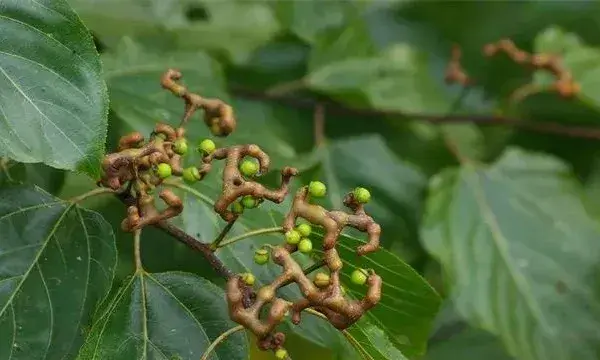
[314,104,325,147]
[230,85,600,140]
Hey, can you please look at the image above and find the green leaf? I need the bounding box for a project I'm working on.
[345,319,408,360]
[307,44,450,113]
[0,0,108,178]
[273,0,347,44]
[421,147,600,360]
[0,185,117,359]
[71,0,280,65]
[77,271,248,360]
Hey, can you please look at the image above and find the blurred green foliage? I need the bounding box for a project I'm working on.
[3,0,600,359]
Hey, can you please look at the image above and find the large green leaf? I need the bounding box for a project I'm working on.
[0,185,117,359]
[421,147,600,360]
[77,271,248,360]
[425,328,514,360]
[0,0,108,178]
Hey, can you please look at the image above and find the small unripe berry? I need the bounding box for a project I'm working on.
[351,268,368,285]
[353,187,371,204]
[275,349,288,360]
[198,139,216,155]
[239,159,259,177]
[241,272,255,286]
[156,163,172,179]
[231,201,244,214]
[284,229,301,245]
[173,138,188,155]
[313,272,330,288]
[296,223,312,237]
[182,167,201,184]
[254,248,269,265]
[241,195,258,209]
[308,181,327,197]
[298,238,313,253]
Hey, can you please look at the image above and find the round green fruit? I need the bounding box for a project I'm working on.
[298,238,313,253]
[353,187,371,204]
[254,249,269,265]
[284,229,301,245]
[308,181,327,197]
[241,273,255,286]
[239,159,259,177]
[275,349,288,360]
[197,139,216,155]
[241,195,258,209]
[173,138,188,155]
[182,167,201,184]
[231,201,244,214]
[296,223,312,237]
[351,269,368,285]
[156,163,172,179]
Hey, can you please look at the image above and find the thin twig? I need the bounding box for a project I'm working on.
[216,227,284,250]
[134,229,143,272]
[200,325,245,360]
[314,104,325,147]
[210,219,238,251]
[155,220,234,279]
[303,260,326,275]
[69,187,115,204]
[230,85,600,140]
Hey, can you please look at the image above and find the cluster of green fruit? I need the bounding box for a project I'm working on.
[152,138,217,183]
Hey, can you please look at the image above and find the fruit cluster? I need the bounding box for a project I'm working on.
[228,181,382,353]
[99,69,383,359]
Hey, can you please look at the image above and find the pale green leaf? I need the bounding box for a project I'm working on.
[421,147,600,360]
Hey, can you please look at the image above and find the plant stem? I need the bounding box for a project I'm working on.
[210,219,238,251]
[200,325,245,360]
[69,187,115,204]
[134,229,143,272]
[216,227,283,249]
[230,85,600,140]
[314,104,325,147]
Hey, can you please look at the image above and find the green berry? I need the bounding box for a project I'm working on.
[284,229,301,245]
[308,181,327,197]
[241,195,258,209]
[241,273,255,286]
[173,138,188,155]
[351,268,368,285]
[296,223,312,237]
[298,238,313,253]
[156,163,172,179]
[182,167,201,184]
[275,349,288,360]
[231,201,244,214]
[239,159,259,177]
[353,187,371,204]
[254,248,269,265]
[313,272,330,288]
[198,139,216,155]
